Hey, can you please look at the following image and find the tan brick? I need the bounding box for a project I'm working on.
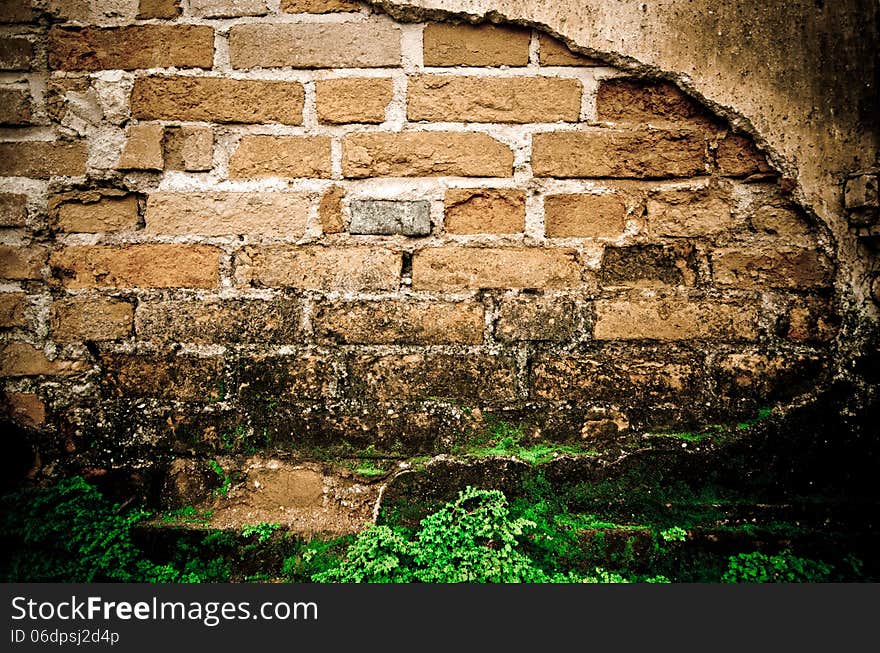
[136,298,302,344]
[244,246,400,291]
[48,26,214,72]
[145,192,310,237]
[118,123,164,170]
[717,133,773,177]
[2,392,45,429]
[45,77,91,123]
[316,78,392,124]
[408,76,581,123]
[412,247,583,291]
[189,0,267,17]
[131,76,304,125]
[712,248,830,289]
[101,353,223,400]
[0,193,27,227]
[238,354,337,402]
[538,34,601,66]
[0,342,86,377]
[423,23,530,67]
[594,294,759,341]
[646,185,735,237]
[137,0,180,19]
[229,22,400,69]
[596,79,718,130]
[532,130,707,179]
[0,246,45,280]
[51,296,133,342]
[49,245,220,289]
[0,1,33,23]
[281,0,361,12]
[544,193,627,238]
[0,37,32,70]
[495,295,579,342]
[750,194,813,242]
[51,195,139,233]
[343,132,513,178]
[314,300,484,344]
[163,126,213,172]
[786,298,838,343]
[600,243,698,287]
[0,293,27,327]
[0,87,31,125]
[229,136,332,179]
[319,186,345,235]
[348,354,517,402]
[0,141,88,178]
[444,189,525,234]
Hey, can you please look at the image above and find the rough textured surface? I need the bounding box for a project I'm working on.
[118,124,165,170]
[544,193,627,238]
[316,78,393,124]
[422,22,530,66]
[0,142,88,178]
[349,200,431,236]
[51,194,139,233]
[0,194,28,228]
[243,246,401,291]
[0,87,31,125]
[51,297,134,342]
[229,136,332,179]
[444,189,525,234]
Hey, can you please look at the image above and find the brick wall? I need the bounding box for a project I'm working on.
[0,0,837,469]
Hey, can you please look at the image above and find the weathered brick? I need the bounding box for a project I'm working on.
[51,194,139,233]
[164,126,213,172]
[716,133,773,177]
[0,87,31,125]
[102,353,223,400]
[1,392,45,429]
[49,245,220,289]
[281,0,361,12]
[646,185,736,236]
[131,76,304,125]
[319,186,345,234]
[48,26,214,72]
[0,37,32,70]
[314,300,484,344]
[229,136,331,179]
[0,142,88,178]
[538,34,601,66]
[244,246,400,291]
[444,189,525,234]
[342,132,513,178]
[544,193,627,238]
[750,192,814,242]
[238,354,336,402]
[51,296,133,342]
[0,246,45,280]
[495,295,579,342]
[189,0,267,17]
[118,123,164,170]
[0,1,33,23]
[229,22,400,69]
[712,248,830,289]
[408,76,581,123]
[597,79,718,130]
[594,294,759,340]
[0,293,27,327]
[0,342,86,377]
[412,247,583,291]
[785,298,838,343]
[348,354,517,402]
[423,23,530,67]
[600,243,697,287]
[714,352,827,405]
[316,78,392,124]
[136,298,302,344]
[145,192,310,237]
[532,130,707,179]
[137,0,179,19]
[45,77,91,123]
[349,200,431,236]
[0,193,28,227]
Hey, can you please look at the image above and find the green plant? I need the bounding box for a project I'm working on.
[660,526,688,543]
[457,421,596,464]
[161,505,214,525]
[208,459,231,497]
[241,522,281,543]
[722,550,833,583]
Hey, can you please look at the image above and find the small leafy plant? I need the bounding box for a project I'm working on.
[722,550,833,583]
[241,522,281,543]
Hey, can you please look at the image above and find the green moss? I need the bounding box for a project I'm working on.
[454,420,597,464]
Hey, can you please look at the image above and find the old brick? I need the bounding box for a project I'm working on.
[0,37,32,70]
[281,0,361,12]
[48,26,214,72]
[0,1,33,23]
[49,245,220,289]
[495,295,579,342]
[189,0,267,17]
[102,353,224,400]
[444,189,525,234]
[538,34,601,66]
[52,195,139,233]
[0,142,88,178]
[244,246,400,291]
[137,0,179,19]
[131,76,304,125]
[349,200,431,236]
[0,342,85,377]
[532,130,707,179]
[714,352,827,404]
[118,123,165,170]
[423,23,530,67]
[600,244,697,287]
[2,392,45,429]
[342,132,513,178]
[0,293,27,327]
[544,193,627,238]
[164,126,213,172]
[136,298,302,344]
[348,354,517,402]
[750,193,814,242]
[229,22,400,69]
[786,298,839,343]
[594,293,759,340]
[51,296,133,342]
[316,78,392,124]
[712,248,830,289]
[717,133,773,177]
[0,246,45,280]
[412,247,582,291]
[45,77,91,123]
[319,186,345,234]
[408,76,581,123]
[646,185,736,237]
[229,136,331,179]
[145,192,310,237]
[238,354,336,402]
[314,300,484,344]
[597,79,718,130]
[0,87,31,125]
[0,194,28,227]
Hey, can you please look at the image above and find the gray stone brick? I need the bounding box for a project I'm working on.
[349,200,431,236]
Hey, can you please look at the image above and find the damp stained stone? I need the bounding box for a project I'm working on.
[349,200,431,236]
